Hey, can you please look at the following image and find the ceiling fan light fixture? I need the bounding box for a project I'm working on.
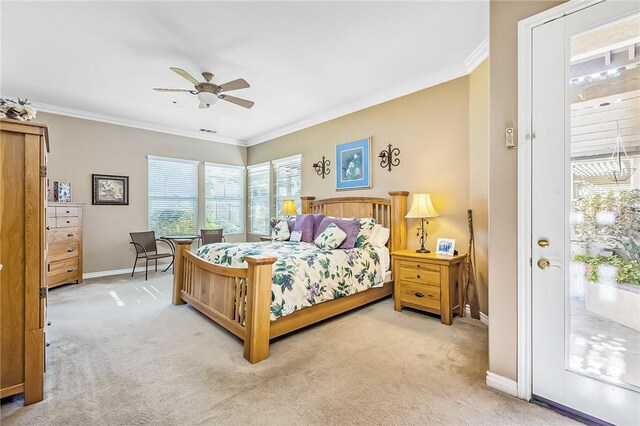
[197,91,218,106]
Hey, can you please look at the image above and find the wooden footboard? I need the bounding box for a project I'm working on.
[172,239,276,363]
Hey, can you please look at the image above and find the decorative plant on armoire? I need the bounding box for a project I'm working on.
[0,98,37,121]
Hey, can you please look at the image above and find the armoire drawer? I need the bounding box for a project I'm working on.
[49,258,79,280]
[55,206,79,217]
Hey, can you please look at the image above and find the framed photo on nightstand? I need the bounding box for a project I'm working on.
[436,238,455,256]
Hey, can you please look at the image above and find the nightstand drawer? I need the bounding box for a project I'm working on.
[398,267,440,286]
[399,260,439,273]
[399,281,440,311]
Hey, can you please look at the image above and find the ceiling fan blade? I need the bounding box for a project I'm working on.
[170,67,200,85]
[153,88,193,92]
[217,78,250,93]
[198,102,209,109]
[219,94,254,109]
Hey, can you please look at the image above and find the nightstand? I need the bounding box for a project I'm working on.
[391,249,467,325]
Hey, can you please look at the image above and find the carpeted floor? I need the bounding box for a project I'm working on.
[1,272,576,425]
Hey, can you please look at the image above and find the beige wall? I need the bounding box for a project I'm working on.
[249,74,491,313]
[469,60,490,315]
[38,112,247,273]
[488,0,565,381]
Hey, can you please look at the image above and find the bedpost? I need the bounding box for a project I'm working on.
[300,196,315,214]
[172,239,193,305]
[244,255,277,364]
[389,191,409,253]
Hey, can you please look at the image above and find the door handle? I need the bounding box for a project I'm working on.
[537,258,561,270]
[537,237,550,248]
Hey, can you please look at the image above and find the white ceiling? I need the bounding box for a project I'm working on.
[1,1,488,146]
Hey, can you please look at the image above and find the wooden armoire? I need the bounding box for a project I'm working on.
[0,119,48,404]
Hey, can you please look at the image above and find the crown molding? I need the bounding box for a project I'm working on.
[464,36,489,73]
[246,38,489,146]
[31,102,245,146]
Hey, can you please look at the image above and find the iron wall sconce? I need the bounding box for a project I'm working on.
[379,144,400,172]
[312,156,331,179]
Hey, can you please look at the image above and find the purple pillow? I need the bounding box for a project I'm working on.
[293,214,315,242]
[315,217,360,249]
[287,220,295,233]
[312,214,326,237]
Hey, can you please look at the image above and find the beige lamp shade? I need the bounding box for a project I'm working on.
[279,199,298,216]
[405,193,439,218]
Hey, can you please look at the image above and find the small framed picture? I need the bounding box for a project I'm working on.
[92,174,129,205]
[289,231,302,243]
[436,238,456,256]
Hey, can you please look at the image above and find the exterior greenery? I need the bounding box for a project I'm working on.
[205,211,240,234]
[572,190,640,285]
[149,208,195,236]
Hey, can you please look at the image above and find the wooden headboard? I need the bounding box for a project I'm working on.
[300,191,408,253]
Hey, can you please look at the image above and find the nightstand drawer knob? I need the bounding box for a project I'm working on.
[415,292,424,298]
[416,264,421,268]
[67,248,74,253]
[67,233,74,237]
[67,268,74,272]
[416,275,421,279]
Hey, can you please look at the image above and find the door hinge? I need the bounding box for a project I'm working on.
[39,287,47,299]
[40,166,47,177]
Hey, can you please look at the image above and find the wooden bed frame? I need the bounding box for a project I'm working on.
[172,191,409,363]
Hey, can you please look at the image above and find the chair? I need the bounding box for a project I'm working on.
[200,228,224,246]
[129,231,174,281]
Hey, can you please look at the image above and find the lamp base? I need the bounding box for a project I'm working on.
[415,248,431,254]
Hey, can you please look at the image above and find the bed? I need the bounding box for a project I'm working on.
[171,191,409,363]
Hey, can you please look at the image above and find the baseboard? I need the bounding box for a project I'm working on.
[486,371,518,397]
[465,304,489,326]
[83,265,170,280]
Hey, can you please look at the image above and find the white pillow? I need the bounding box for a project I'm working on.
[314,223,347,250]
[271,220,290,241]
[370,225,390,247]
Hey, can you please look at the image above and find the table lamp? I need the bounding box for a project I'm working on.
[279,199,298,220]
[405,193,439,253]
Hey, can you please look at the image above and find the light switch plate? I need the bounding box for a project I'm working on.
[505,127,515,148]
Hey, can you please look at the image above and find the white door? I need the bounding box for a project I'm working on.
[531,1,640,424]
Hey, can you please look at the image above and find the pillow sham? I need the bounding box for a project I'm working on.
[293,214,315,242]
[315,217,360,249]
[271,219,290,241]
[312,214,326,237]
[314,223,347,250]
[370,224,391,247]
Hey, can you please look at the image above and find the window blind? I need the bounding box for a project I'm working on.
[247,162,271,235]
[148,156,198,236]
[204,163,245,235]
[273,155,302,218]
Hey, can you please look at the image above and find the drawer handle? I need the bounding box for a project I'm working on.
[46,226,51,230]
[67,248,74,253]
[66,220,70,223]
[416,275,421,279]
[416,264,421,268]
[67,233,74,237]
[66,210,70,213]
[67,268,74,272]
[415,292,424,298]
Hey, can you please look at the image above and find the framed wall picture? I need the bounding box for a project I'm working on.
[436,238,456,256]
[336,137,372,190]
[92,174,129,205]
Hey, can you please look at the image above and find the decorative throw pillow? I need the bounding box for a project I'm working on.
[312,214,326,237]
[314,223,347,250]
[293,214,315,242]
[271,220,290,241]
[370,225,390,247]
[334,217,376,247]
[314,217,360,249]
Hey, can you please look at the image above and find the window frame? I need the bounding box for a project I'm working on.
[247,162,272,236]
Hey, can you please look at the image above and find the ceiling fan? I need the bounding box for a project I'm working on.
[154,67,254,109]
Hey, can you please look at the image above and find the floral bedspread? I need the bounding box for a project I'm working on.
[196,242,383,320]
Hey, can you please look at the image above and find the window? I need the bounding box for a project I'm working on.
[273,155,302,219]
[148,156,198,236]
[204,163,245,235]
[247,162,271,235]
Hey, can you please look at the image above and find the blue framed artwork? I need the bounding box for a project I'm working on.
[336,137,372,190]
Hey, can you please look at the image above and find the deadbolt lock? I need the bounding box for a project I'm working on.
[537,237,550,248]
